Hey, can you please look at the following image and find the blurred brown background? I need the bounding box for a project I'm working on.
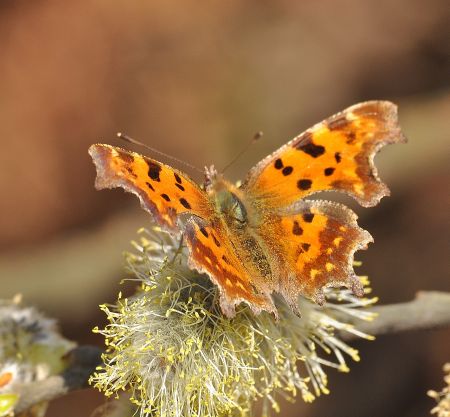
[0,1,448,416]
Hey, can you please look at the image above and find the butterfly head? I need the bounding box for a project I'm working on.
[203,165,248,229]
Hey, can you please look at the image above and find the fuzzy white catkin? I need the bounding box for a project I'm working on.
[0,297,75,417]
[91,228,377,417]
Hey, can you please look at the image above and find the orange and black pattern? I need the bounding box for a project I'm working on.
[260,200,371,310]
[183,219,276,317]
[243,101,406,208]
[89,101,406,318]
[89,144,212,230]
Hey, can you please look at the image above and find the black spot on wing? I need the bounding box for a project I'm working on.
[324,167,335,176]
[146,182,155,192]
[294,131,325,157]
[292,221,303,235]
[175,183,185,191]
[161,193,171,202]
[174,172,183,184]
[297,179,312,190]
[297,141,325,158]
[147,161,162,182]
[335,152,342,163]
[200,227,209,238]
[179,198,192,209]
[282,166,293,176]
[302,212,314,223]
[274,158,283,169]
[301,243,311,252]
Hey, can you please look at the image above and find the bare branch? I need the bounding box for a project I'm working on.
[13,291,450,414]
[341,291,450,341]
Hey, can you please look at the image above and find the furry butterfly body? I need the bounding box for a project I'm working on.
[89,101,406,317]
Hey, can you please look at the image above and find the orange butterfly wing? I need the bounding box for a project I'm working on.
[89,144,276,317]
[184,220,276,317]
[259,200,372,310]
[240,101,406,311]
[242,101,406,208]
[89,144,213,230]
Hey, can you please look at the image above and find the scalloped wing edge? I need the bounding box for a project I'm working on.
[280,199,373,306]
[243,100,407,208]
[183,219,278,319]
[347,101,407,207]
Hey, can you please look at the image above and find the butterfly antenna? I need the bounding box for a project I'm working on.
[117,132,203,174]
[221,131,263,174]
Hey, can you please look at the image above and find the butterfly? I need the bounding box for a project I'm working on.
[89,101,406,318]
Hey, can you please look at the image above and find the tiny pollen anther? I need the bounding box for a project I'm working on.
[326,263,335,272]
[333,237,343,247]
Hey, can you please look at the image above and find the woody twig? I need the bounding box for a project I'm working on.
[340,291,450,341]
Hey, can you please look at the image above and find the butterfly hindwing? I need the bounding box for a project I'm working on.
[259,200,371,309]
[242,101,406,208]
[89,144,213,230]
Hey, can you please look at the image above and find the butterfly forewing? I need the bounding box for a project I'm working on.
[89,144,213,230]
[242,101,406,208]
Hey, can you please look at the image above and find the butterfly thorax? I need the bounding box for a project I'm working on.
[205,172,274,288]
[206,175,248,228]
